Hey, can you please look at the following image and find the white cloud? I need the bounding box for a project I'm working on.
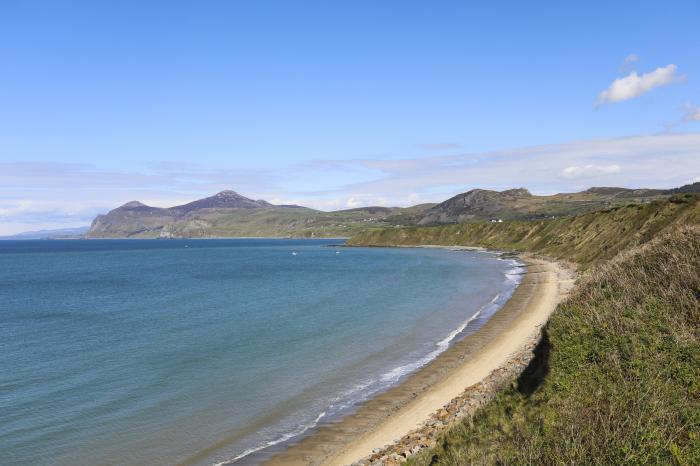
[319,133,700,202]
[345,196,387,208]
[0,199,108,221]
[623,54,639,65]
[345,197,362,208]
[619,53,639,73]
[268,197,306,206]
[596,64,682,107]
[2,132,700,235]
[683,103,700,122]
[0,199,109,236]
[560,164,621,180]
[664,103,700,130]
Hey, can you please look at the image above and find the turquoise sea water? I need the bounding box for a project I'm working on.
[0,239,522,466]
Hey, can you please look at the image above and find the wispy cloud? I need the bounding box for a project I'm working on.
[337,133,699,197]
[661,102,700,131]
[596,64,683,107]
[0,162,284,234]
[415,143,462,150]
[619,53,639,73]
[2,132,699,234]
[560,164,621,180]
[683,103,700,122]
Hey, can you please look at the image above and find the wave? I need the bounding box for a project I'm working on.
[503,258,525,284]
[213,410,327,466]
[215,258,525,465]
[379,302,488,384]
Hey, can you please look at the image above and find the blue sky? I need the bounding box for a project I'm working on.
[1,0,699,234]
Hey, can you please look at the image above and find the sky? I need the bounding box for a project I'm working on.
[1,0,699,234]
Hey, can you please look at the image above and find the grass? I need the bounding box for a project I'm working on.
[348,194,700,267]
[348,196,700,465]
[405,225,699,465]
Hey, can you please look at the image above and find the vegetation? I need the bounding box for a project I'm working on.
[417,186,670,225]
[88,205,435,238]
[87,185,692,239]
[87,191,435,238]
[349,194,700,267]
[350,195,700,465]
[406,225,699,465]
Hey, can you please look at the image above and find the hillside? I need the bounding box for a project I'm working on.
[349,195,700,465]
[417,186,668,225]
[405,223,700,465]
[87,190,434,238]
[87,185,686,239]
[665,180,700,194]
[349,194,700,266]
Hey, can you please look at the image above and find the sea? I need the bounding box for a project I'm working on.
[0,239,523,466]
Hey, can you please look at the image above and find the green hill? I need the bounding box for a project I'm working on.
[349,195,700,465]
[405,224,700,465]
[87,190,435,238]
[416,186,668,225]
[348,194,700,267]
[87,185,680,239]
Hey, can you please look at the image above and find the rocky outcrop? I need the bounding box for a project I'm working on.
[418,188,533,225]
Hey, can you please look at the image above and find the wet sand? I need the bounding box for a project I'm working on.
[264,255,574,466]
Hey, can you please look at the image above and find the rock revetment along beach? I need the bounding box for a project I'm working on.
[264,254,575,466]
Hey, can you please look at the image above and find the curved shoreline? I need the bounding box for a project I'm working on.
[263,254,575,466]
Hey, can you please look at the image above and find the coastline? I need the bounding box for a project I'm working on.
[263,252,575,466]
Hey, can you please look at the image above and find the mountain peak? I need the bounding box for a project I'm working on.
[214,190,241,197]
[173,190,271,212]
[121,201,148,208]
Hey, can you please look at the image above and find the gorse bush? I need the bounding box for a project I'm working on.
[407,226,700,465]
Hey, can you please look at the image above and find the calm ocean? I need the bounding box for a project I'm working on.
[0,239,521,466]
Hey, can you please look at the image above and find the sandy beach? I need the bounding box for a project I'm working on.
[264,254,575,466]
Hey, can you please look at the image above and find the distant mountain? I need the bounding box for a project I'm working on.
[87,191,433,238]
[87,185,683,238]
[417,186,668,225]
[418,188,534,224]
[663,181,700,194]
[171,190,272,212]
[89,191,279,238]
[0,226,90,240]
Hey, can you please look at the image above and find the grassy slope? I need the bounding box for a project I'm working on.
[418,189,668,224]
[348,195,700,465]
[406,225,699,465]
[167,207,419,238]
[348,194,700,267]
